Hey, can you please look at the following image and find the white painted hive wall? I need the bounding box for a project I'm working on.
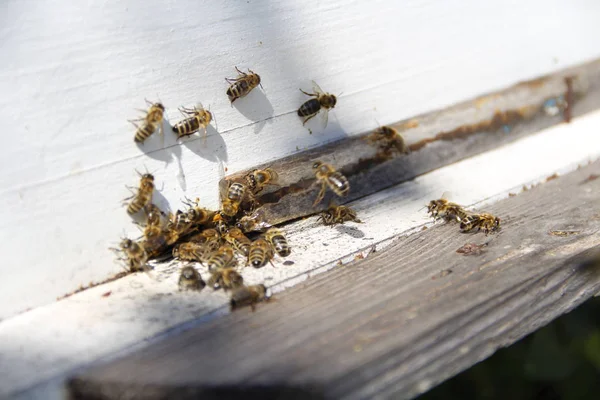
[1,0,600,319]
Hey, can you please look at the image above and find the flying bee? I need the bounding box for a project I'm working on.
[111,238,149,272]
[206,245,237,271]
[172,242,211,262]
[317,204,361,226]
[264,228,291,257]
[220,181,253,217]
[144,203,164,227]
[248,237,274,268]
[171,104,213,142]
[225,66,262,103]
[208,267,244,291]
[426,197,468,222]
[245,168,279,194]
[224,227,252,257]
[230,284,269,312]
[125,172,155,215]
[129,100,165,144]
[366,126,409,156]
[298,81,337,132]
[460,213,501,235]
[178,265,205,291]
[312,161,350,207]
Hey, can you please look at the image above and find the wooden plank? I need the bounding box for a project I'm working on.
[68,161,600,399]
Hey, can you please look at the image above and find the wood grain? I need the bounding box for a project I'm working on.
[69,161,600,399]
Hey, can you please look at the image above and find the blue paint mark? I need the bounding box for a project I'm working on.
[502,125,511,134]
[543,98,557,108]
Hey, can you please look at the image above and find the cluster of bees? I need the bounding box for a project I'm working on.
[426,197,501,235]
[129,67,340,144]
[114,65,427,311]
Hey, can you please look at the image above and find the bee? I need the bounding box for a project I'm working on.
[230,284,269,312]
[224,227,252,257]
[206,245,237,271]
[220,182,252,217]
[211,212,231,235]
[129,100,165,143]
[245,168,279,194]
[225,67,262,103]
[248,237,274,268]
[460,213,501,235]
[366,126,409,156]
[426,198,468,222]
[264,228,291,257]
[312,161,350,207]
[144,203,164,227]
[208,267,244,291]
[178,265,205,291]
[235,209,271,233]
[297,81,337,131]
[172,104,213,141]
[317,204,361,226]
[166,210,195,237]
[125,173,154,215]
[181,198,215,226]
[172,242,210,262]
[189,228,221,252]
[112,238,148,272]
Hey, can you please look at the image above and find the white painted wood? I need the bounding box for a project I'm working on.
[2,0,600,319]
[2,110,600,398]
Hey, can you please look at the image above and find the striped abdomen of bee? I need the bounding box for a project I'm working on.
[206,246,236,271]
[126,174,155,215]
[225,67,261,103]
[224,227,252,257]
[172,242,209,262]
[131,102,164,144]
[297,98,321,120]
[248,238,274,268]
[327,172,350,197]
[265,228,290,257]
[172,114,201,138]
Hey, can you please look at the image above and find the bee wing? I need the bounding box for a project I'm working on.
[311,80,325,95]
[217,161,231,201]
[321,107,329,129]
[440,191,453,201]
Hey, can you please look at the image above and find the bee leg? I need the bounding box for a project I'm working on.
[202,126,208,145]
[313,182,327,207]
[302,113,318,126]
[234,66,247,76]
[299,89,317,97]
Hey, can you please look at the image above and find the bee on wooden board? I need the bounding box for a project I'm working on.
[224,227,252,257]
[129,100,165,144]
[125,172,155,215]
[111,238,149,272]
[312,161,350,207]
[235,209,271,233]
[298,81,337,133]
[230,284,269,311]
[206,245,237,271]
[172,242,210,262]
[460,213,501,235]
[172,104,213,142]
[318,204,361,226]
[245,168,279,194]
[225,66,262,104]
[426,196,468,223]
[264,228,291,257]
[366,126,409,156]
[208,267,244,291]
[178,265,205,291]
[248,237,274,268]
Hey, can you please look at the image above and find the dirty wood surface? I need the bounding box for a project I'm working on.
[69,161,600,400]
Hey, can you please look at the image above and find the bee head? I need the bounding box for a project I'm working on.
[155,103,165,111]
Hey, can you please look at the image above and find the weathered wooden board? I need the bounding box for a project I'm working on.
[68,161,600,399]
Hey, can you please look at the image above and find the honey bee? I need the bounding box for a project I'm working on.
[264,228,291,257]
[230,284,269,311]
[125,172,154,215]
[210,212,231,235]
[178,265,205,291]
[426,198,468,222]
[366,126,409,156]
[112,238,149,272]
[172,104,213,141]
[129,100,165,143]
[144,203,164,227]
[245,168,279,194]
[224,227,252,257]
[208,267,244,291]
[460,213,501,235]
[248,237,274,268]
[225,67,262,103]
[206,245,237,271]
[189,228,221,252]
[298,81,337,131]
[312,161,350,207]
[181,198,215,226]
[220,181,252,217]
[235,209,271,233]
[172,242,210,262]
[317,205,361,226]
